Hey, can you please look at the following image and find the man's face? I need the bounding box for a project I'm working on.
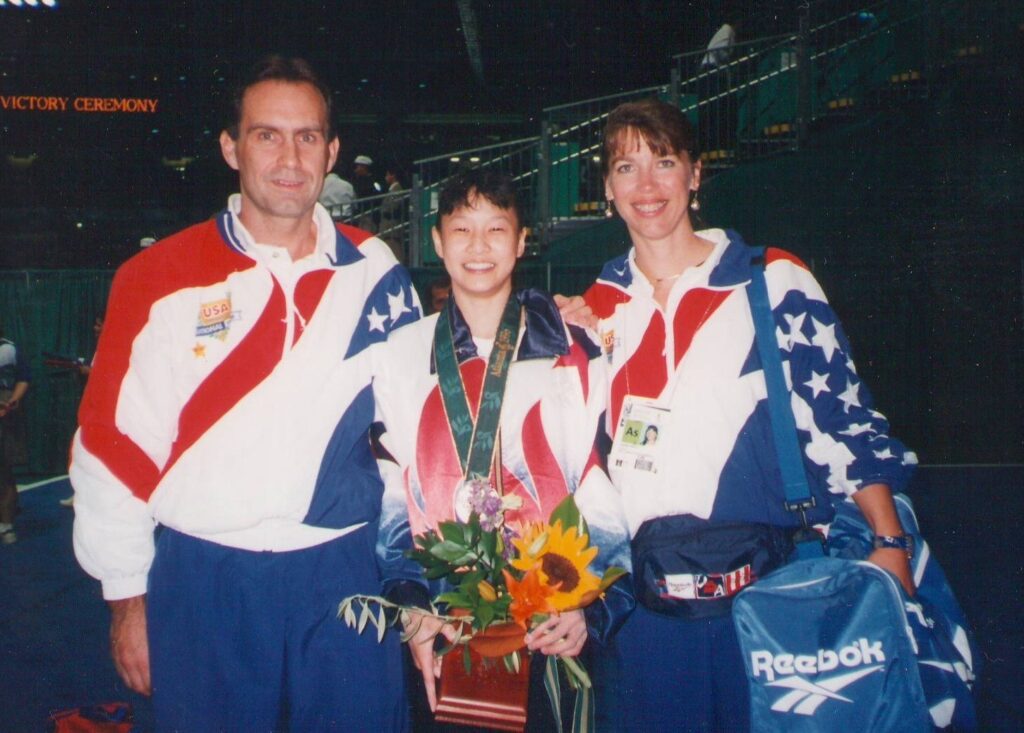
[220,80,338,231]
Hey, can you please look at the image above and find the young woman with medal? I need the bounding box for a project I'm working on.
[372,169,632,730]
[583,99,917,731]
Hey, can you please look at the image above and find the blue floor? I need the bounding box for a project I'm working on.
[1,468,1021,732]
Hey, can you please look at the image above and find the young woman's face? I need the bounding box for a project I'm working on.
[431,193,525,305]
[604,130,700,247]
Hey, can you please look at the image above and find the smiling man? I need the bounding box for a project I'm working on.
[69,56,418,732]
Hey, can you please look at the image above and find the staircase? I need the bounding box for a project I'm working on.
[337,0,1022,268]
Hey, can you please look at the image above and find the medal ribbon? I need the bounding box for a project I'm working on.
[434,296,521,481]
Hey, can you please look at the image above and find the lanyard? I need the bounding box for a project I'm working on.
[434,296,521,481]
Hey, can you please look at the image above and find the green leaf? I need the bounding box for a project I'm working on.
[376,606,387,643]
[424,565,451,580]
[559,654,592,689]
[439,521,467,544]
[548,495,584,534]
[429,540,471,563]
[435,591,470,607]
[598,566,628,591]
[476,603,495,628]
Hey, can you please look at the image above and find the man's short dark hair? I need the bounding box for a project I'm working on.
[435,168,521,229]
[226,55,334,141]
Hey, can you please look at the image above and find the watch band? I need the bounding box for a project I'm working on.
[873,534,913,557]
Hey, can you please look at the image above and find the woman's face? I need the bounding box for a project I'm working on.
[604,130,700,247]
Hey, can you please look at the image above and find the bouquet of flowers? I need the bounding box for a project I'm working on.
[339,487,625,690]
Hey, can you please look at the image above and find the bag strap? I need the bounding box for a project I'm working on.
[746,247,824,559]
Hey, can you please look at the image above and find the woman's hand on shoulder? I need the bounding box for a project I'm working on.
[555,294,598,331]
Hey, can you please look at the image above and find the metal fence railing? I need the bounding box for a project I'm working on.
[539,85,674,228]
[332,188,413,263]
[405,136,541,266]
[387,0,1013,261]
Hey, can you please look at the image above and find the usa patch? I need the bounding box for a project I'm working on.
[196,295,233,340]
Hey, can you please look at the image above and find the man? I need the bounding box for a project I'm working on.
[70,56,419,732]
[0,323,30,545]
[319,167,355,219]
[352,154,382,200]
[352,154,383,234]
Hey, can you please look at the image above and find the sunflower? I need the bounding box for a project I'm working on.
[511,520,601,611]
[504,568,555,629]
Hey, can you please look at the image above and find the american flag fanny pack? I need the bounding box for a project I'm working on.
[630,514,794,619]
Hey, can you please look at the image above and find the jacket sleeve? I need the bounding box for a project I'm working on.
[370,340,432,610]
[70,261,173,600]
[566,326,636,643]
[765,252,915,500]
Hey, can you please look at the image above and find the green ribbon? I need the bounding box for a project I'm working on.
[544,655,594,733]
[433,296,521,481]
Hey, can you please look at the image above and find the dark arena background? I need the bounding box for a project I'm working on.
[1,1,1021,730]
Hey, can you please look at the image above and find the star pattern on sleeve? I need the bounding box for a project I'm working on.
[388,289,412,323]
[367,307,388,332]
[769,284,909,497]
[783,312,811,351]
[810,317,840,362]
[837,378,862,413]
[839,422,874,437]
[803,370,831,399]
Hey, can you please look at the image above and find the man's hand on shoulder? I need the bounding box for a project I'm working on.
[554,294,597,331]
[109,595,152,695]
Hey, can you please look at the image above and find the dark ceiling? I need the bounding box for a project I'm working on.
[0,0,753,268]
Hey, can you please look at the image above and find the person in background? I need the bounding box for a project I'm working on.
[353,155,383,234]
[584,98,915,731]
[427,274,451,315]
[0,322,30,545]
[380,164,407,263]
[60,316,105,508]
[69,55,419,732]
[352,154,383,199]
[319,168,355,219]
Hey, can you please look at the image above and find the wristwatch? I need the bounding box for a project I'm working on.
[873,534,913,557]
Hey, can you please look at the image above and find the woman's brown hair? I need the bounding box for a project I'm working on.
[601,98,699,176]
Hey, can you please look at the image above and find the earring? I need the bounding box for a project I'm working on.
[689,191,700,212]
[605,200,615,218]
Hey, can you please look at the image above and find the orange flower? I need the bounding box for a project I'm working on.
[504,568,555,629]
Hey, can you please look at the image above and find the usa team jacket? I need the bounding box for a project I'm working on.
[373,289,634,641]
[71,199,420,600]
[585,229,915,537]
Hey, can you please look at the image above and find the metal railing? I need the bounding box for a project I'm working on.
[540,84,673,226]
[394,0,1003,259]
[332,188,413,264]
[406,136,542,266]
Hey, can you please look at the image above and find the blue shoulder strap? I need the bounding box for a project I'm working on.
[746,247,824,559]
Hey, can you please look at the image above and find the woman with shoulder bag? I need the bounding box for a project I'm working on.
[583,98,916,732]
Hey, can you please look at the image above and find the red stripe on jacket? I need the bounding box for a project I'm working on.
[78,220,259,501]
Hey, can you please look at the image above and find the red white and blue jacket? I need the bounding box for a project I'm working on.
[71,197,420,600]
[585,229,915,537]
[373,289,633,640]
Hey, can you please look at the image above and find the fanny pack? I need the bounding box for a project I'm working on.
[631,514,793,619]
